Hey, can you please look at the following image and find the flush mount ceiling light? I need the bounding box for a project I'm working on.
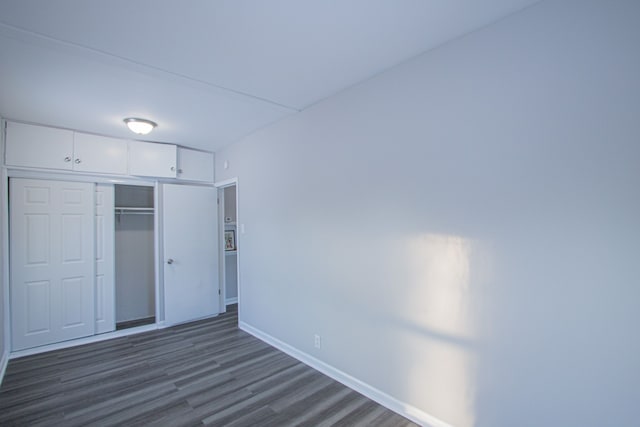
[123,117,157,135]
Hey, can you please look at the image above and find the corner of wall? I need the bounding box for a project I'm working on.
[0,350,8,387]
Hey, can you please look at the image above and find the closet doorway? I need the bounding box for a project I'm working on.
[220,184,238,309]
[114,184,156,330]
[9,179,158,351]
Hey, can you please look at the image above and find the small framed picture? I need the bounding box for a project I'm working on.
[225,230,236,251]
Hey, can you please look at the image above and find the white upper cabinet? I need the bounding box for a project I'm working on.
[73,133,128,175]
[177,147,214,182]
[5,121,193,180]
[128,140,177,178]
[5,121,74,171]
[5,122,127,175]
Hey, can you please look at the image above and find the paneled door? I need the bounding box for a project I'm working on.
[162,184,219,325]
[10,178,95,350]
[95,184,115,334]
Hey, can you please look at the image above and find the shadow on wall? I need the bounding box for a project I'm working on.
[387,233,485,427]
[392,227,640,427]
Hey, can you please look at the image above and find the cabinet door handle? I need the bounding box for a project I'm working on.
[75,158,82,164]
[170,166,176,172]
[167,258,174,265]
[64,156,71,162]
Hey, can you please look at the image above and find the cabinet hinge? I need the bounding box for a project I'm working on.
[218,289,221,295]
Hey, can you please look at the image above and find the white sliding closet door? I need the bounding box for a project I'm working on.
[95,184,115,333]
[162,184,219,325]
[10,178,95,350]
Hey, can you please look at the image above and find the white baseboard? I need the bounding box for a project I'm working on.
[239,321,452,427]
[225,297,238,305]
[10,312,220,359]
[9,324,158,359]
[0,350,8,387]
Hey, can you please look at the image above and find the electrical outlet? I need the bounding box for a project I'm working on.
[314,334,321,349]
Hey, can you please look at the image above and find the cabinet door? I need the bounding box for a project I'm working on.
[10,178,95,350]
[5,122,74,171]
[177,147,214,182]
[74,133,128,175]
[129,141,177,178]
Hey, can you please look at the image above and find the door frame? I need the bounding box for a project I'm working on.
[214,177,239,314]
[1,165,10,369]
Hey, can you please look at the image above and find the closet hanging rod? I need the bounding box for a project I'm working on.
[115,207,154,215]
[116,211,154,215]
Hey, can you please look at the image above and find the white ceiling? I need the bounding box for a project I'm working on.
[0,0,541,152]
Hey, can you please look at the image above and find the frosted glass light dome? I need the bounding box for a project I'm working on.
[123,118,157,135]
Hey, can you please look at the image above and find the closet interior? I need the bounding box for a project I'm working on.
[114,184,156,330]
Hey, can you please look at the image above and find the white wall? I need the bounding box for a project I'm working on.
[0,207,4,360]
[115,214,155,322]
[224,185,237,222]
[224,185,238,302]
[215,1,640,426]
[225,252,238,301]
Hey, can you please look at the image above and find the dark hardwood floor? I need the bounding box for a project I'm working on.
[0,305,418,426]
[116,316,156,331]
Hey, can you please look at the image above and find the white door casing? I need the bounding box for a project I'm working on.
[162,184,219,325]
[10,178,95,350]
[95,184,115,334]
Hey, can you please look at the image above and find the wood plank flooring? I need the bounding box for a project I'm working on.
[0,305,418,426]
[116,316,157,331]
